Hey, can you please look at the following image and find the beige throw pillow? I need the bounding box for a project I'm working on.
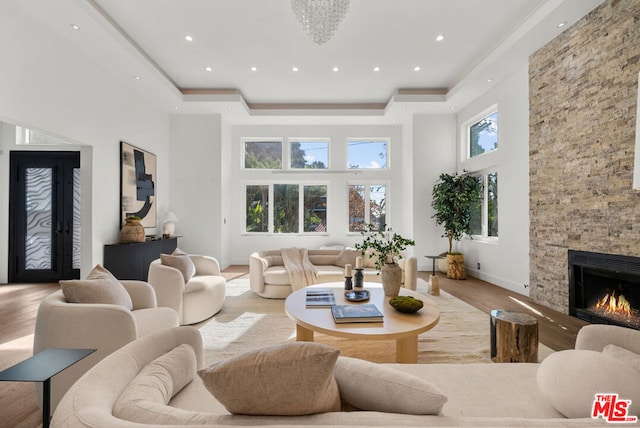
[60,264,133,310]
[160,253,196,282]
[537,349,640,418]
[198,342,341,416]
[334,248,360,268]
[603,344,640,373]
[114,344,197,423]
[334,356,447,415]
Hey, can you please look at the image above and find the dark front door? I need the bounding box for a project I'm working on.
[9,151,81,282]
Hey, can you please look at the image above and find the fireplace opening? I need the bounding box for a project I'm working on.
[568,250,640,330]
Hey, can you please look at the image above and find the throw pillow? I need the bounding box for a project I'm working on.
[160,253,196,283]
[334,356,447,415]
[364,248,380,268]
[198,342,341,416]
[603,344,640,373]
[334,247,359,268]
[60,264,133,310]
[537,349,640,418]
[114,344,197,423]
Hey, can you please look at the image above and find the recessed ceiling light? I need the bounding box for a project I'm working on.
[332,66,339,72]
[487,78,493,83]
[250,66,258,72]
[436,34,444,42]
[414,66,421,72]
[185,35,193,42]
[292,66,299,72]
[227,106,233,110]
[205,66,212,72]
[373,66,380,72]
[70,24,80,30]
[557,21,567,28]
[173,106,179,110]
[134,75,141,80]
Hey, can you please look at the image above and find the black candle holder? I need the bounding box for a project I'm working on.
[344,276,353,290]
[354,268,364,289]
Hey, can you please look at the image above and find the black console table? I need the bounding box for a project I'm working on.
[104,237,178,280]
[0,348,95,428]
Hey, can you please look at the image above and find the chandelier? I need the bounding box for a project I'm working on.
[291,0,350,45]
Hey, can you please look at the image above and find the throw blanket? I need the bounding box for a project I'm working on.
[281,247,318,291]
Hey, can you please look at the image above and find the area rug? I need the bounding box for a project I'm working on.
[199,278,554,366]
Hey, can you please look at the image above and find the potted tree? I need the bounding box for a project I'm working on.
[431,172,482,279]
[355,223,415,296]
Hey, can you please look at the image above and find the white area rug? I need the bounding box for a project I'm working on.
[199,278,554,366]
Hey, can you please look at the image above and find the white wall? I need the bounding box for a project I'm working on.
[168,115,225,263]
[0,2,171,281]
[456,65,530,295]
[412,114,458,271]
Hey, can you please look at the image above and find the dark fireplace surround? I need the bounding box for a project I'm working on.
[569,250,640,330]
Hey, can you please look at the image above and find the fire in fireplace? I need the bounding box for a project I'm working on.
[568,250,640,330]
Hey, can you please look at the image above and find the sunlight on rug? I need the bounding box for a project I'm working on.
[199,278,554,366]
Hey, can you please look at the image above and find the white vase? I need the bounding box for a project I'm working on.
[381,263,402,297]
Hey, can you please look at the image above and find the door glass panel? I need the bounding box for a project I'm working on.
[73,168,81,269]
[25,167,52,270]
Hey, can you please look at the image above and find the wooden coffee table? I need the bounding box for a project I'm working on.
[284,283,440,363]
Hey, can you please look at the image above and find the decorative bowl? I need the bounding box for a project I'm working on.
[389,296,424,313]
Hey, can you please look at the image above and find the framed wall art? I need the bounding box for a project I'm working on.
[120,141,157,228]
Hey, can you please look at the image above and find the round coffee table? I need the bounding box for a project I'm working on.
[284,283,440,363]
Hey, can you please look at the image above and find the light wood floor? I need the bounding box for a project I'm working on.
[0,267,587,427]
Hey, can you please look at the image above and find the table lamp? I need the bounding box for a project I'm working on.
[162,211,179,238]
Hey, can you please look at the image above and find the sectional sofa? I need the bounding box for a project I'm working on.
[52,324,640,427]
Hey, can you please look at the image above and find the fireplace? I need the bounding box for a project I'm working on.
[568,250,640,330]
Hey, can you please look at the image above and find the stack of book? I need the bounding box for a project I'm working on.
[305,289,336,308]
[331,303,384,323]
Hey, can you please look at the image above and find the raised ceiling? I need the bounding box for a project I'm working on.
[26,0,605,123]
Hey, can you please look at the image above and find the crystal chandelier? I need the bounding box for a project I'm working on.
[291,0,350,45]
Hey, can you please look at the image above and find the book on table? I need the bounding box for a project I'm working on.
[331,303,384,323]
[305,289,336,308]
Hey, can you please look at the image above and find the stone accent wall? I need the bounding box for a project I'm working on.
[529,0,640,313]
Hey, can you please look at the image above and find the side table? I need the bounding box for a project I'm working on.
[0,348,96,428]
[424,255,444,295]
[490,310,538,362]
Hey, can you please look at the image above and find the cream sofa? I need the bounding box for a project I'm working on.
[250,248,417,298]
[52,325,640,427]
[148,255,227,325]
[33,281,180,411]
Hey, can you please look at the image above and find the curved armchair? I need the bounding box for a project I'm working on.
[148,255,226,325]
[33,280,179,412]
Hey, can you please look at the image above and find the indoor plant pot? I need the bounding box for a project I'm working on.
[355,223,415,297]
[446,252,466,280]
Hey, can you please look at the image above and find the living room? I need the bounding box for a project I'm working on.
[1,0,640,425]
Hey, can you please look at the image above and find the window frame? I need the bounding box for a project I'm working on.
[468,169,499,242]
[346,138,390,170]
[243,181,329,235]
[463,105,498,161]
[242,138,284,170]
[347,181,389,234]
[287,137,330,170]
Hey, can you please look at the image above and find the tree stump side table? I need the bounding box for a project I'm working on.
[490,309,538,363]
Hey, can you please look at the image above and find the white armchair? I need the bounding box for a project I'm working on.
[33,280,179,412]
[148,255,226,325]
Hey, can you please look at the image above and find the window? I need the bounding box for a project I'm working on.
[289,139,329,169]
[469,111,498,158]
[347,140,388,169]
[244,140,282,169]
[348,184,386,232]
[469,172,498,238]
[245,184,328,234]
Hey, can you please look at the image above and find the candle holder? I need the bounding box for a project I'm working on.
[344,276,353,291]
[354,268,364,289]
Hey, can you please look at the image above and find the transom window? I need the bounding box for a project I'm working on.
[469,111,498,158]
[347,139,388,169]
[244,140,282,169]
[289,139,329,169]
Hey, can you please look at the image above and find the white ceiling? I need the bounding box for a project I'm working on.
[24,0,604,124]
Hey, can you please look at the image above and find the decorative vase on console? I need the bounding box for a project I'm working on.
[119,216,145,243]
